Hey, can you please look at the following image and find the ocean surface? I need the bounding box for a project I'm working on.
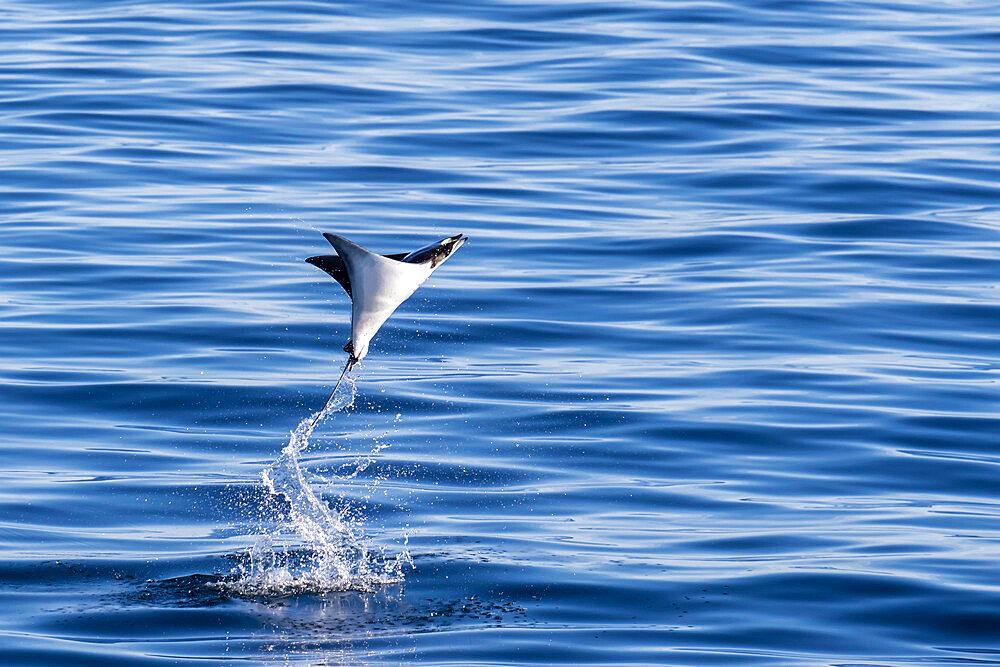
[2,0,999,664]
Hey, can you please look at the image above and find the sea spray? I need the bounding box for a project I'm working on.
[229,377,411,595]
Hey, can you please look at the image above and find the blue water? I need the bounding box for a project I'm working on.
[2,0,1000,664]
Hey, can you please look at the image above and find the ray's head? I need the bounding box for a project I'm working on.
[402,233,468,268]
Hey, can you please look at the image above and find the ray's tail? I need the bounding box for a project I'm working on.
[307,357,353,434]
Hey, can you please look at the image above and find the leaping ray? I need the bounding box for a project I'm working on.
[304,232,467,427]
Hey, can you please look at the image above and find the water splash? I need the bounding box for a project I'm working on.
[228,376,411,595]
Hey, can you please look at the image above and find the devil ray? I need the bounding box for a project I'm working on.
[306,232,467,369]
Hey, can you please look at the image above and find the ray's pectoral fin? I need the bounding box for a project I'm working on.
[306,255,352,296]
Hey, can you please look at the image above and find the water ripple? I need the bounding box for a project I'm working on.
[2,0,1000,664]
